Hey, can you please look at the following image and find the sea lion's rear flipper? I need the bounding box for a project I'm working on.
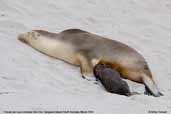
[144,86,163,96]
[144,86,153,96]
[142,75,163,97]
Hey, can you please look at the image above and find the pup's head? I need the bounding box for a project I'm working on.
[93,63,112,79]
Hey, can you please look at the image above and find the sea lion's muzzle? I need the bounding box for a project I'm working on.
[18,34,28,44]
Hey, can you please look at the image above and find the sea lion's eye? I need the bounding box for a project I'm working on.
[30,32,38,40]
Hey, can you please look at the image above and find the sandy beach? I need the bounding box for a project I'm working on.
[0,0,171,114]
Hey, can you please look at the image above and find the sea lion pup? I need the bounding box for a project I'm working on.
[93,63,131,96]
[18,28,163,97]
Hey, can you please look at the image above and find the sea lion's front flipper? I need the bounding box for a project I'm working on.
[76,52,96,81]
[82,73,96,81]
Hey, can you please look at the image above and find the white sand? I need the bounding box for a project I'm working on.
[0,0,171,114]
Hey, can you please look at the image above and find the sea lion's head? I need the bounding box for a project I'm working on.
[18,30,58,50]
[18,30,42,45]
[18,30,61,57]
[18,30,52,44]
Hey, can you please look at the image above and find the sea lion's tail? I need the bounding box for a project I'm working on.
[142,74,163,97]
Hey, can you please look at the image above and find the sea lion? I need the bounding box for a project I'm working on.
[94,63,131,96]
[18,28,163,97]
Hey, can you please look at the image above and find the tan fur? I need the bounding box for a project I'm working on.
[19,31,79,65]
[18,29,162,97]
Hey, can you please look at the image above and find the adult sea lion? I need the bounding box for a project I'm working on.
[93,63,131,96]
[18,28,163,97]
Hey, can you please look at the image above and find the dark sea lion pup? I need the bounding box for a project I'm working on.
[93,63,131,96]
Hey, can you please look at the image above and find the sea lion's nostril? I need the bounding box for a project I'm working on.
[18,34,27,44]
